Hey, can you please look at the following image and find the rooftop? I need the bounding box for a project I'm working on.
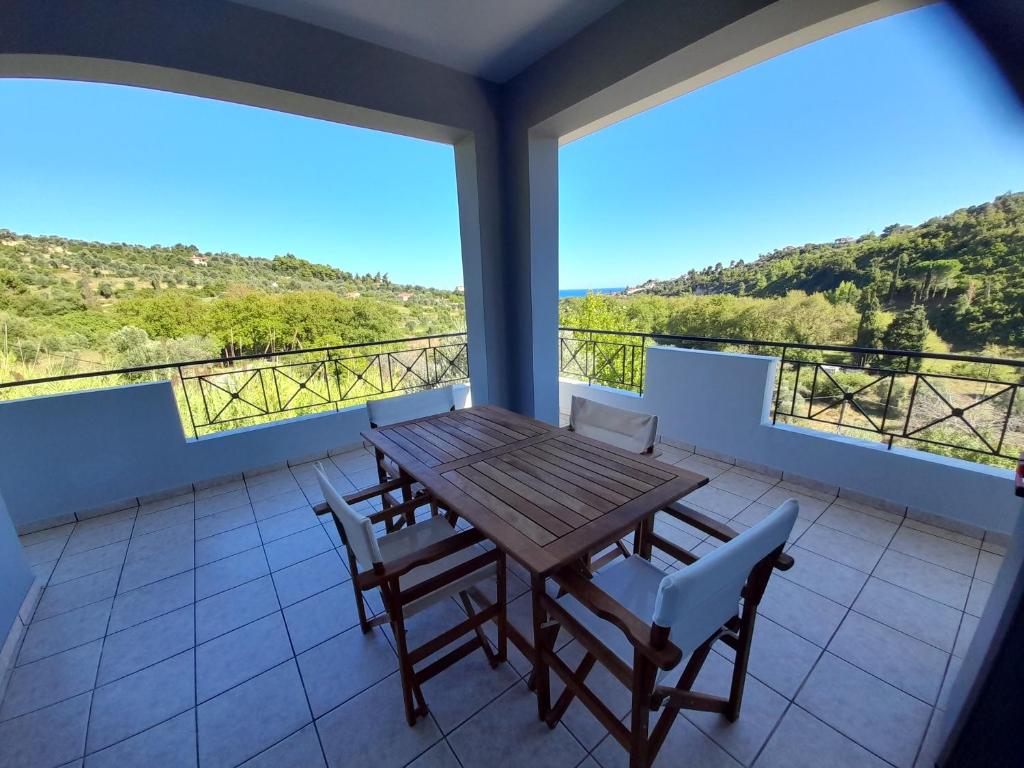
[1,436,1006,767]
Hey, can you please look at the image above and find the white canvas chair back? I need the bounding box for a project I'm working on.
[366,386,455,428]
[315,462,381,570]
[652,499,797,655]
[570,395,658,454]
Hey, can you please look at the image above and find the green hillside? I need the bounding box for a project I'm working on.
[0,231,465,378]
[636,192,1024,348]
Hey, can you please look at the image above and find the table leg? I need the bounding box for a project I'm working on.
[531,573,550,720]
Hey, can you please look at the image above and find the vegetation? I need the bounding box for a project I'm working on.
[635,192,1024,349]
[0,231,465,380]
[559,193,1024,469]
[2,192,1020,462]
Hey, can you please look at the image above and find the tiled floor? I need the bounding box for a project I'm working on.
[2,442,1008,768]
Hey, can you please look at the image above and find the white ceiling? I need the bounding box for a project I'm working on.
[230,0,625,82]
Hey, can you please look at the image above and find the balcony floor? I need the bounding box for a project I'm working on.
[2,443,1007,768]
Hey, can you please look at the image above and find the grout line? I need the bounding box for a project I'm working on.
[193,491,200,768]
[279,464,332,768]
[84,505,137,758]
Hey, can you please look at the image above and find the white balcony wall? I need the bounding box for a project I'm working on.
[0,381,470,530]
[560,346,1019,534]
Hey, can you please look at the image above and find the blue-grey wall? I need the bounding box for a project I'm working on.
[0,488,33,641]
[560,346,1020,533]
[0,381,472,529]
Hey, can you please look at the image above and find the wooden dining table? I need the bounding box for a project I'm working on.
[361,404,708,687]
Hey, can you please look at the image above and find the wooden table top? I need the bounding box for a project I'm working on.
[362,405,708,575]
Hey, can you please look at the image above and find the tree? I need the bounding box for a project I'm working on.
[882,305,929,368]
[98,282,114,299]
[828,280,860,306]
[854,288,885,362]
[929,259,962,298]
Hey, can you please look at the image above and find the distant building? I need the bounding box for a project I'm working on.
[190,254,209,265]
[345,291,361,298]
[833,237,855,245]
[397,292,414,302]
[454,285,464,293]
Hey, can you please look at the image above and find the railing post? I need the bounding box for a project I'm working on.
[178,365,200,439]
[640,333,649,395]
[773,346,787,425]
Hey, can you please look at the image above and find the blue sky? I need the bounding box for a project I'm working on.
[560,3,1024,287]
[0,79,462,288]
[1,4,1022,291]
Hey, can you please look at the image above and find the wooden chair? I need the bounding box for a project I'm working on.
[312,461,507,726]
[533,500,798,768]
[567,395,659,571]
[365,387,458,526]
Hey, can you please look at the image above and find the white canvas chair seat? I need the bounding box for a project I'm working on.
[377,516,496,617]
[538,500,798,767]
[555,500,798,682]
[569,395,658,454]
[556,555,671,677]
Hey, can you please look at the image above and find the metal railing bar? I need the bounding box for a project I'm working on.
[0,332,468,389]
[558,327,1024,369]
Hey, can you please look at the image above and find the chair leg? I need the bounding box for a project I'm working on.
[726,611,758,721]
[388,594,425,725]
[629,656,657,768]
[496,551,507,662]
[344,549,372,633]
[546,651,595,729]
[726,556,776,721]
[649,635,716,760]
[459,591,499,668]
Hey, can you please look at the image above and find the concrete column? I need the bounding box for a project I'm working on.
[492,122,560,422]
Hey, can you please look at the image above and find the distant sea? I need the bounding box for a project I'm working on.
[558,287,625,298]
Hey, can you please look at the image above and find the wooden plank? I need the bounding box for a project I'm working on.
[392,424,458,463]
[363,428,436,470]
[402,465,560,574]
[441,469,557,546]
[510,448,630,506]
[530,442,653,493]
[456,410,532,441]
[378,425,443,467]
[520,445,643,499]
[492,455,610,519]
[476,404,553,436]
[429,417,503,451]
[446,412,521,445]
[555,434,678,481]
[474,460,592,529]
[545,475,708,569]
[406,422,471,459]
[457,465,573,537]
[554,439,670,486]
[433,430,557,473]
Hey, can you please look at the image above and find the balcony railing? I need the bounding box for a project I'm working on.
[559,327,1024,467]
[0,333,469,438]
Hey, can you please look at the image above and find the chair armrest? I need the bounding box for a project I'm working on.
[356,527,485,590]
[313,493,431,526]
[365,496,431,525]
[661,502,794,570]
[551,568,682,670]
[344,478,406,505]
